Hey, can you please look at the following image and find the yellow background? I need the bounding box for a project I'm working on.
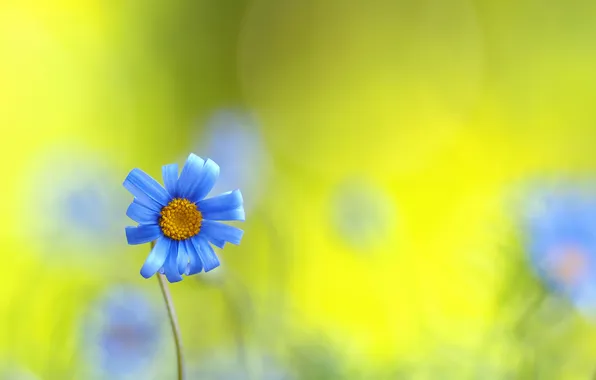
[1,0,596,378]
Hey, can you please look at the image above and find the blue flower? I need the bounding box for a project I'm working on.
[123,153,245,282]
[523,186,596,317]
[82,286,164,378]
[330,179,397,251]
[22,147,128,265]
[196,109,272,212]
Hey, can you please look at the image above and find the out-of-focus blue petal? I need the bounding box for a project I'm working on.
[162,163,179,198]
[192,236,220,272]
[198,189,243,213]
[186,159,220,203]
[184,239,203,275]
[140,237,171,278]
[198,109,271,213]
[574,283,596,319]
[126,200,159,225]
[177,154,205,199]
[202,207,245,222]
[176,240,189,275]
[331,179,397,251]
[125,225,162,245]
[200,220,243,245]
[123,168,171,207]
[164,241,183,283]
[83,286,163,377]
[522,185,596,315]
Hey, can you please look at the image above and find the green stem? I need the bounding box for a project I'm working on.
[153,241,185,380]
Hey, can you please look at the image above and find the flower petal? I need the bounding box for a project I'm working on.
[162,163,179,198]
[202,207,245,222]
[197,189,243,213]
[164,241,183,283]
[125,225,162,245]
[184,239,203,275]
[129,193,161,213]
[200,220,243,245]
[176,240,189,275]
[123,168,171,208]
[126,200,159,225]
[192,236,220,272]
[177,154,205,199]
[187,159,220,202]
[207,237,226,249]
[140,237,171,278]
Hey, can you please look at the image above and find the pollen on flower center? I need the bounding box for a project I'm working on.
[159,198,202,241]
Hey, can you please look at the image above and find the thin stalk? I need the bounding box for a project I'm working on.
[153,241,185,380]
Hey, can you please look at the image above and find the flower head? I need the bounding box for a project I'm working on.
[82,286,164,378]
[523,186,596,317]
[123,153,245,282]
[196,109,272,212]
[22,147,127,264]
[330,179,397,251]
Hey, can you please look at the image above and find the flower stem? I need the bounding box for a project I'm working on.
[153,242,185,380]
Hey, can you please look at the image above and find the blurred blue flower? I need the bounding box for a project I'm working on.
[82,286,164,379]
[22,147,128,262]
[195,109,272,212]
[124,153,245,282]
[522,186,596,317]
[330,179,397,251]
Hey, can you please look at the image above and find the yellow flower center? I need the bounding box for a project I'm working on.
[159,198,202,241]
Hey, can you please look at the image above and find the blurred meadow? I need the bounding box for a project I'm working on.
[2,0,596,379]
